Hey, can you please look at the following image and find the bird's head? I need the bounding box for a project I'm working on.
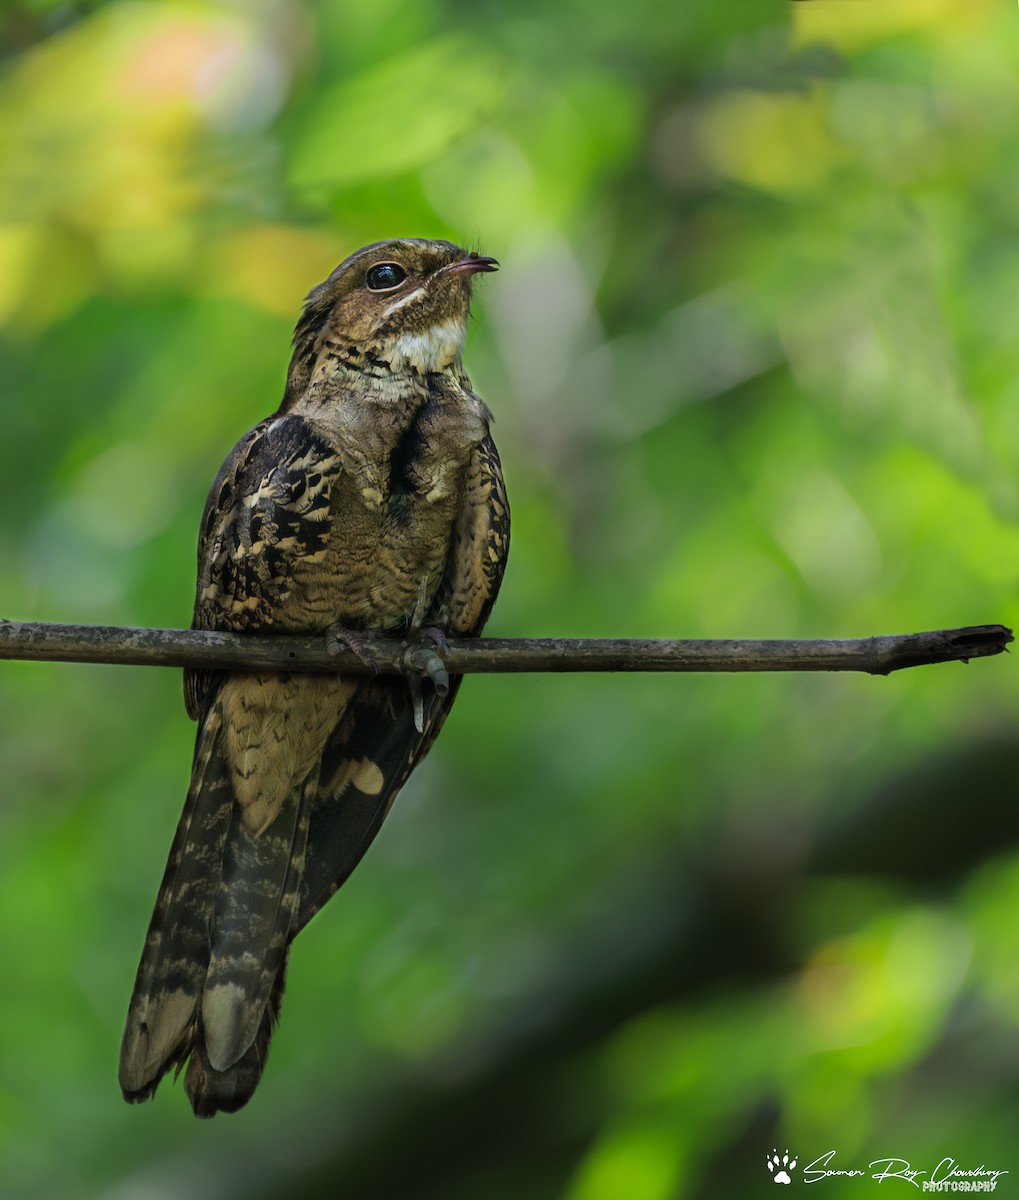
[285,238,498,404]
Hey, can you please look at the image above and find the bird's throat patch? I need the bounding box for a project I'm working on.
[388,319,465,374]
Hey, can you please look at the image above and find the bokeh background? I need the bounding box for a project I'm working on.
[1,0,1018,1196]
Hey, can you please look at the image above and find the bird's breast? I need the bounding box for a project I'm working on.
[306,474,461,630]
[293,385,487,633]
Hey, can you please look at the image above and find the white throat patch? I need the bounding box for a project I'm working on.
[388,318,466,374]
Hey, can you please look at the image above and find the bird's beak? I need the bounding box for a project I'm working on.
[446,252,499,276]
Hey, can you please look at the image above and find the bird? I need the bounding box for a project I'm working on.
[118,238,509,1117]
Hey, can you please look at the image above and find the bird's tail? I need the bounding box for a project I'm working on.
[182,950,289,1117]
[119,701,310,1116]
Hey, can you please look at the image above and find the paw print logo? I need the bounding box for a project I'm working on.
[767,1150,796,1184]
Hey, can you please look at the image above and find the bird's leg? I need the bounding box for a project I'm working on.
[324,624,381,674]
[407,574,451,650]
[400,578,450,732]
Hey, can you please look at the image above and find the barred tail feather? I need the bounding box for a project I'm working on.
[202,777,311,1071]
[184,952,289,1118]
[120,704,311,1115]
[122,674,457,1114]
[119,706,233,1100]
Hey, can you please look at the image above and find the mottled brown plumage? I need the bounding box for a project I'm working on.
[119,238,509,1116]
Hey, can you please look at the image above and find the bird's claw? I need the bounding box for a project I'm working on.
[401,579,450,732]
[324,624,380,674]
[400,643,449,696]
[417,626,450,652]
[400,641,449,732]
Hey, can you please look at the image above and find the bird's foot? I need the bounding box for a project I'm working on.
[401,578,450,731]
[324,624,381,674]
[400,634,450,733]
[417,625,450,652]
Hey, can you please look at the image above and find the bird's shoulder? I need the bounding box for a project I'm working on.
[185,414,345,719]
[194,414,344,627]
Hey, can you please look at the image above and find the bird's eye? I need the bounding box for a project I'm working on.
[365,263,407,291]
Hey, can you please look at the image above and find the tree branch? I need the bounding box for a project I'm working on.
[0,620,1010,676]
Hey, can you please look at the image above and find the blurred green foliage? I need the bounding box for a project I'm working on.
[1,0,1019,1196]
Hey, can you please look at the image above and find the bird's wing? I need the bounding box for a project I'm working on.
[121,414,349,1112]
[432,428,510,636]
[296,430,510,930]
[184,414,342,719]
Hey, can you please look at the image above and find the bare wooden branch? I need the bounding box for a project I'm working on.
[0,619,1010,677]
